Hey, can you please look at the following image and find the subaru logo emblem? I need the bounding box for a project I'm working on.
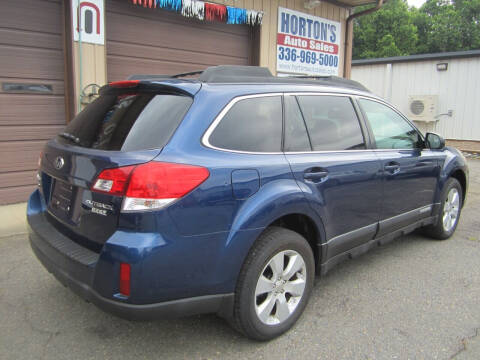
[53,156,65,170]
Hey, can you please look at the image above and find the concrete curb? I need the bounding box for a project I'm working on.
[0,202,27,238]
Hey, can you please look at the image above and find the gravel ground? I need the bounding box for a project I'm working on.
[0,160,479,360]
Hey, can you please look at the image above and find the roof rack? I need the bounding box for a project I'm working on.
[127,70,203,80]
[171,70,204,78]
[127,65,369,92]
[286,74,369,92]
[290,75,333,79]
[198,65,273,82]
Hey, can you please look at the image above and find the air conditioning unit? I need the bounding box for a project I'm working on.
[407,95,438,122]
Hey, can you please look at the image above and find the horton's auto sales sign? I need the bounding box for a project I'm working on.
[277,7,341,76]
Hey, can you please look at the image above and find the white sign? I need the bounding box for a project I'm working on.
[277,7,341,76]
[72,0,105,45]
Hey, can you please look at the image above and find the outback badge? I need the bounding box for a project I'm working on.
[84,199,113,216]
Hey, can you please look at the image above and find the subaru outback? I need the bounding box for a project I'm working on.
[27,65,468,340]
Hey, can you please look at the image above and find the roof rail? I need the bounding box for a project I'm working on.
[127,70,203,81]
[285,75,369,92]
[127,65,369,92]
[290,75,332,79]
[128,66,272,82]
[198,65,273,82]
[197,66,367,91]
[171,70,204,78]
[127,74,173,80]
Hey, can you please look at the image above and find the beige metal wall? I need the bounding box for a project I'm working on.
[351,57,480,141]
[73,0,349,107]
[72,0,107,111]
[74,42,107,111]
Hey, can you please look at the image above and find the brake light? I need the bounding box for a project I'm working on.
[108,80,140,88]
[126,162,209,198]
[91,162,209,212]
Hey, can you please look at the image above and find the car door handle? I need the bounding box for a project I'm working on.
[416,161,433,167]
[384,162,400,174]
[304,169,329,181]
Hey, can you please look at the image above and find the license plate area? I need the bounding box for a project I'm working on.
[49,178,75,221]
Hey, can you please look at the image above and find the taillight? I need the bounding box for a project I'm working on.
[91,162,209,212]
[92,166,136,196]
[108,80,140,88]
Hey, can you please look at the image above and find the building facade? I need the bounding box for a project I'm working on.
[0,0,378,204]
[351,50,480,152]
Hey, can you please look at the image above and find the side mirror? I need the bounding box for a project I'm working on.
[425,132,445,150]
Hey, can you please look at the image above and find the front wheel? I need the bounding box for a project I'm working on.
[232,227,315,341]
[423,178,463,240]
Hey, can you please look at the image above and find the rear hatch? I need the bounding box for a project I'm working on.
[38,81,196,251]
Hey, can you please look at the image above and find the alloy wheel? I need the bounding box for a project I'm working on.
[254,250,307,325]
[443,187,460,232]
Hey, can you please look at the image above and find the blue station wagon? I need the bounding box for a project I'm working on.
[27,65,468,340]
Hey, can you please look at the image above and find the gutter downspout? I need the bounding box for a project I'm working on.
[77,0,83,113]
[344,0,384,79]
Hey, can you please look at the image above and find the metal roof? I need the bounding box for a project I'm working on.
[352,49,480,66]
[322,0,380,8]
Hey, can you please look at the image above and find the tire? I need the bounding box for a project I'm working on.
[232,226,315,341]
[423,178,463,240]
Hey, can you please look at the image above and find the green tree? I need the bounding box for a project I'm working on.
[353,0,418,59]
[376,34,402,57]
[420,0,463,52]
[454,0,480,50]
[410,7,431,54]
[353,0,480,59]
[417,0,480,53]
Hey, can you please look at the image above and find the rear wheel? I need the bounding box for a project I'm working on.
[423,178,463,240]
[232,227,315,341]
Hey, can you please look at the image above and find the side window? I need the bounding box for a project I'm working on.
[208,96,282,152]
[359,99,421,149]
[284,95,311,152]
[296,95,366,151]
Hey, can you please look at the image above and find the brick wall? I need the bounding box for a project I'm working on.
[446,139,480,153]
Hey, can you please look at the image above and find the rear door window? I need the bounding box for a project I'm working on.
[58,92,193,151]
[208,96,282,152]
[296,95,366,151]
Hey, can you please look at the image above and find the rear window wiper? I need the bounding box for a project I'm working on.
[58,132,81,145]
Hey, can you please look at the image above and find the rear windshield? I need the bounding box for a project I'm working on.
[58,92,193,151]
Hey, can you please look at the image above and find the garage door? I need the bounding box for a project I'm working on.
[106,0,255,81]
[0,0,66,204]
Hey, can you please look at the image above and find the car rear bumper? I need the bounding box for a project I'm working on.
[27,190,234,320]
[30,234,233,320]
